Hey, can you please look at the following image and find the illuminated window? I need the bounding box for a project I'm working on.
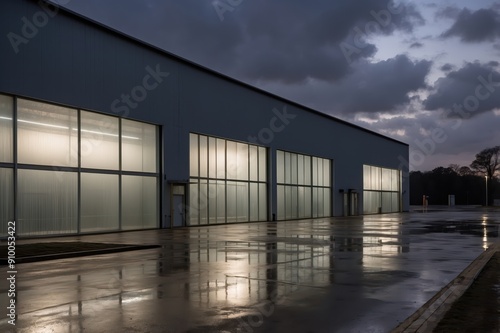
[363,165,401,214]
[277,150,331,220]
[0,95,159,236]
[189,133,267,225]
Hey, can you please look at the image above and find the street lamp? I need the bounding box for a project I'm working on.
[485,176,488,206]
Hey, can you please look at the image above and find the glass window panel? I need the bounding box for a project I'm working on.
[277,185,285,220]
[189,133,199,177]
[250,183,259,221]
[18,99,78,167]
[291,186,298,219]
[291,153,298,185]
[392,192,400,212]
[363,165,370,189]
[216,139,226,179]
[122,176,157,230]
[285,186,293,219]
[316,187,324,217]
[189,180,199,225]
[323,188,331,216]
[226,141,237,180]
[285,152,292,184]
[381,192,392,213]
[217,181,226,222]
[0,95,13,163]
[208,180,217,224]
[382,168,392,191]
[18,169,77,236]
[304,187,312,218]
[236,182,248,222]
[259,183,267,221]
[312,157,318,186]
[312,187,318,218]
[297,155,304,185]
[323,159,330,187]
[208,137,217,179]
[363,191,380,214]
[249,145,258,181]
[199,135,208,178]
[391,169,400,191]
[277,150,284,184]
[122,119,157,173]
[199,179,208,224]
[226,181,237,222]
[236,143,248,181]
[298,186,305,218]
[304,155,311,186]
[81,173,119,232]
[316,157,323,187]
[0,168,14,237]
[258,147,266,182]
[81,111,119,170]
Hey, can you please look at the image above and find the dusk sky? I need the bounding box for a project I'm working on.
[56,0,500,171]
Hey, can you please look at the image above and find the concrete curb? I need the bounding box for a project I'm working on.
[391,242,500,333]
[0,244,161,265]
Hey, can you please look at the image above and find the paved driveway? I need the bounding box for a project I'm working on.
[1,208,499,333]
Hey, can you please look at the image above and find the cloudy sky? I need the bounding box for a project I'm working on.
[57,0,500,171]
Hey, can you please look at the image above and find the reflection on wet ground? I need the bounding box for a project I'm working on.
[1,209,500,332]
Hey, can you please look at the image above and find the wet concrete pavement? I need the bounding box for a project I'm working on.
[1,208,500,333]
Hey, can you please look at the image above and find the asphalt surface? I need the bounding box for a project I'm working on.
[1,207,499,333]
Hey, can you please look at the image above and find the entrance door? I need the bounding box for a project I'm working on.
[171,184,186,227]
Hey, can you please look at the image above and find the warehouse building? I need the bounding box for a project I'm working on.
[0,0,409,237]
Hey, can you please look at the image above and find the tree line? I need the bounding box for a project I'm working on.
[409,146,499,206]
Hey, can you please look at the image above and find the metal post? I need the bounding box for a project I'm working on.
[485,176,488,206]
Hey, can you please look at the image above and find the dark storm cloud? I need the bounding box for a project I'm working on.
[441,8,500,42]
[440,63,455,72]
[262,55,431,115]
[59,0,423,84]
[410,42,424,48]
[327,55,431,114]
[424,62,500,116]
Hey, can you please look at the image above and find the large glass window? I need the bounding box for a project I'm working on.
[17,169,78,236]
[363,165,401,214]
[189,133,267,225]
[0,95,159,237]
[17,99,78,167]
[0,95,13,163]
[277,151,331,220]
